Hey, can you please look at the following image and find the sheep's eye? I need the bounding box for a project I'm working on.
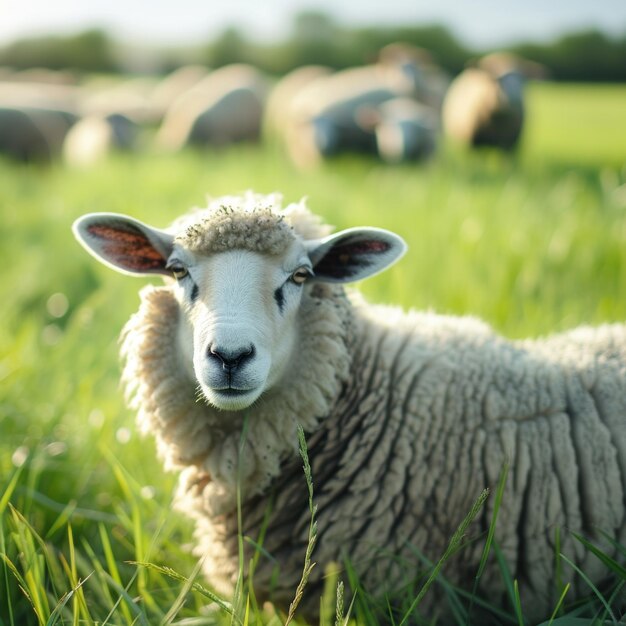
[168,265,188,280]
[291,267,311,285]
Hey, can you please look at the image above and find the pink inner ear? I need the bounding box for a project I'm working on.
[343,240,390,254]
[88,224,165,271]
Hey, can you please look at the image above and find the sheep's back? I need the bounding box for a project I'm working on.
[243,310,626,620]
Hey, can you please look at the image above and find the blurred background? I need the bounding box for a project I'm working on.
[2,0,625,78]
[1,2,626,625]
[0,0,625,166]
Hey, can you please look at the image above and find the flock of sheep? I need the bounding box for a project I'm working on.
[0,45,542,167]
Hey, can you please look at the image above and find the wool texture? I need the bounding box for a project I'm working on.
[118,195,626,624]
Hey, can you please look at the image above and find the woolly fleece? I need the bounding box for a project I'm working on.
[119,194,626,623]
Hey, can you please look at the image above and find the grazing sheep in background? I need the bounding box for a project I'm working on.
[0,81,80,161]
[156,64,268,151]
[442,52,543,150]
[361,97,439,163]
[151,65,209,121]
[280,44,447,167]
[0,106,77,162]
[263,64,331,141]
[73,193,626,623]
[63,113,138,167]
[0,81,80,112]
[79,76,159,124]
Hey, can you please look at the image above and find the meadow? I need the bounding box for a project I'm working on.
[1,82,626,625]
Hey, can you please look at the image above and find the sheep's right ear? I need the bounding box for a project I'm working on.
[72,213,174,276]
[307,227,407,283]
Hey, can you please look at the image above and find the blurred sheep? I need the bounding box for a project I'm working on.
[263,65,331,140]
[279,44,448,167]
[156,64,268,151]
[442,52,545,150]
[0,106,77,162]
[0,82,79,161]
[365,98,439,163]
[151,65,209,120]
[8,68,78,85]
[63,113,138,167]
[79,76,159,124]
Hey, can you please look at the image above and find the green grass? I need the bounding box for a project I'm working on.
[1,81,626,625]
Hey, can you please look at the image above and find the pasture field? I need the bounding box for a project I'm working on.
[1,82,626,625]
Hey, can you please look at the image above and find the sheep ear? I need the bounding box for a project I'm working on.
[72,213,174,276]
[307,227,407,283]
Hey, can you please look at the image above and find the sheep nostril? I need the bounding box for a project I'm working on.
[208,344,255,371]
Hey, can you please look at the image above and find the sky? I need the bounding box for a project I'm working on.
[1,0,625,48]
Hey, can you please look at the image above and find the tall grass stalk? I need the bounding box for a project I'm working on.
[284,425,318,626]
[468,461,509,622]
[131,561,238,619]
[398,488,490,626]
[234,413,251,623]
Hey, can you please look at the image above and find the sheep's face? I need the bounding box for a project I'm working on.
[170,243,311,410]
[73,203,407,412]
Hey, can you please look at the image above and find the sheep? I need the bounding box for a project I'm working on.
[73,193,626,624]
[442,52,544,151]
[263,64,331,141]
[79,76,159,124]
[0,105,77,162]
[359,97,439,163]
[0,81,79,161]
[63,113,138,167]
[156,64,268,151]
[150,65,210,121]
[281,45,448,167]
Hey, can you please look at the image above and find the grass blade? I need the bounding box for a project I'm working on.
[130,561,239,620]
[284,425,318,626]
[513,579,525,626]
[398,488,490,626]
[0,514,16,626]
[571,532,626,581]
[542,582,570,626]
[0,466,24,516]
[559,553,617,623]
[159,557,205,626]
[475,461,509,581]
[45,572,94,626]
[98,522,134,625]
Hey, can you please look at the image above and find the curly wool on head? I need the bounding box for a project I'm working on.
[171,192,333,255]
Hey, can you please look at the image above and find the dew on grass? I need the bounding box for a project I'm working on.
[12,445,29,467]
[89,408,105,428]
[47,292,69,318]
[116,427,131,444]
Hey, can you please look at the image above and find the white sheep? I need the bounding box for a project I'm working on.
[361,97,439,163]
[281,45,448,167]
[442,52,544,151]
[73,194,626,623]
[156,64,268,151]
[0,81,79,161]
[63,113,138,167]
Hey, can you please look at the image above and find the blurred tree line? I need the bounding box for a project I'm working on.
[0,12,624,81]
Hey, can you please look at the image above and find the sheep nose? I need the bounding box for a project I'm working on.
[208,344,255,371]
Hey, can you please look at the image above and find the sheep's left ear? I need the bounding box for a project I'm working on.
[72,212,174,276]
[307,227,407,283]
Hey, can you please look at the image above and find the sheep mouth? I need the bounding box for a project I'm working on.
[214,387,253,397]
[203,384,262,411]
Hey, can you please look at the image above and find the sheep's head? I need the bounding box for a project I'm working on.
[73,196,406,411]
